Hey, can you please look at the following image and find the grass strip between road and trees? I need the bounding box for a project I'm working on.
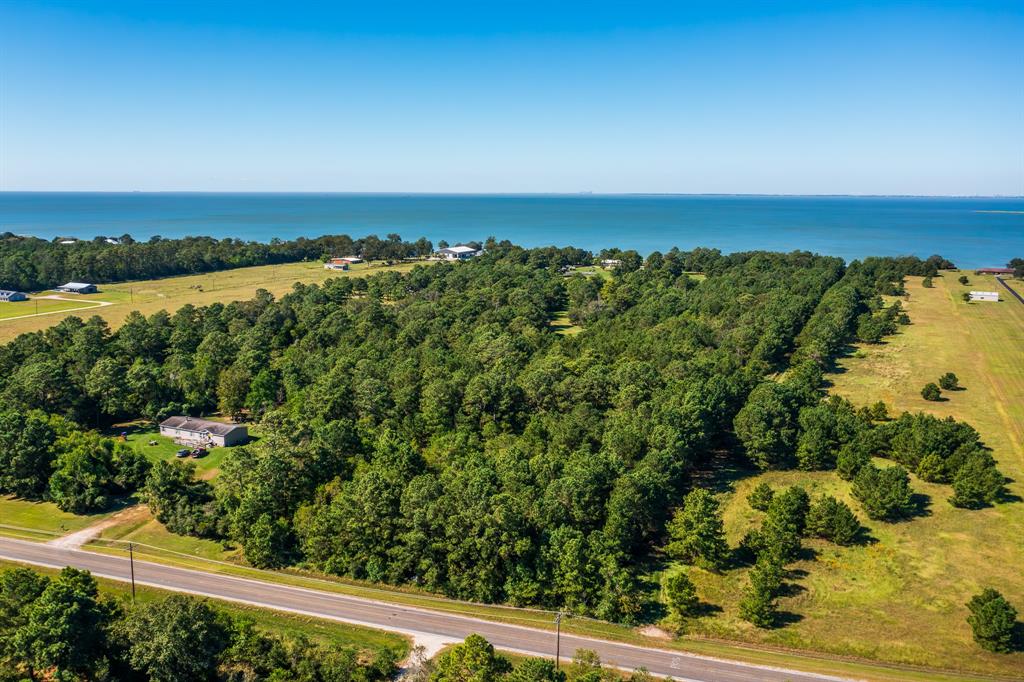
[41,531,1009,682]
[0,557,409,658]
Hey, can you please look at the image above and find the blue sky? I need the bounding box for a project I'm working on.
[1,1,1021,194]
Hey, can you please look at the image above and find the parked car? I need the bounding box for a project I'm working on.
[190,447,207,458]
[175,448,190,458]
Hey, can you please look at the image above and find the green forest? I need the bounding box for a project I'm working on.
[0,232,433,291]
[0,565,400,681]
[0,242,1008,631]
[0,563,654,682]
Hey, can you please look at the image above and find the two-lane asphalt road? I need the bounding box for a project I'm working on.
[0,537,849,682]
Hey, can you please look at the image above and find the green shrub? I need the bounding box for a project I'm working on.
[852,464,914,521]
[663,570,699,618]
[966,589,1018,653]
[739,554,784,628]
[805,495,861,545]
[746,482,774,512]
[950,452,1004,509]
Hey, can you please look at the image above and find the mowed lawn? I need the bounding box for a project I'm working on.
[549,310,582,335]
[0,297,106,320]
[0,424,242,544]
[0,495,116,540]
[682,272,1024,677]
[117,425,233,480]
[0,259,425,342]
[89,506,240,564]
[88,423,251,555]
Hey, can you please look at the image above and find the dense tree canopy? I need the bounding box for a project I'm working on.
[0,242,1000,625]
[0,232,433,291]
[0,411,150,513]
[0,565,400,681]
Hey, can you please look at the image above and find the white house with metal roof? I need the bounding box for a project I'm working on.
[437,245,481,260]
[159,416,249,447]
[55,282,98,294]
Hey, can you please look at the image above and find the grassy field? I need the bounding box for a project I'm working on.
[0,495,117,540]
[679,272,1024,678]
[3,269,1021,680]
[0,259,424,342]
[549,310,583,335]
[5,500,1005,681]
[0,426,233,541]
[0,558,408,656]
[0,297,107,320]
[116,424,233,479]
[92,506,241,562]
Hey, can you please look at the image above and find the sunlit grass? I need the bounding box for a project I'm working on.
[0,259,427,341]
[675,272,1024,677]
[0,495,113,538]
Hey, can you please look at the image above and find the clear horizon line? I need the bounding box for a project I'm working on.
[2,190,1022,199]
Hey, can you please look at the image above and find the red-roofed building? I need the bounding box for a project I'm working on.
[324,258,350,271]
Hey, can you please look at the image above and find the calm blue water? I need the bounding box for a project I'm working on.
[1,193,1022,268]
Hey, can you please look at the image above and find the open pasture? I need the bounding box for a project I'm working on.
[0,259,424,341]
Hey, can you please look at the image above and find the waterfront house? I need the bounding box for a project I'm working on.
[437,245,481,260]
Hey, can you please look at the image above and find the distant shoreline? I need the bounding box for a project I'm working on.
[2,193,1021,270]
[1,190,1023,200]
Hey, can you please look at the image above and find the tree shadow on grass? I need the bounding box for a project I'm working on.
[690,449,758,496]
[884,493,933,522]
[727,546,755,570]
[995,477,1023,505]
[909,492,933,519]
[1013,622,1024,653]
[847,526,879,546]
[690,601,724,618]
[773,610,804,627]
[640,600,668,624]
[777,582,806,599]
[786,567,810,580]
[794,545,820,563]
[999,490,1023,505]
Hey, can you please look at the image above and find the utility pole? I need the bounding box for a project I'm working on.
[554,611,562,669]
[128,542,136,604]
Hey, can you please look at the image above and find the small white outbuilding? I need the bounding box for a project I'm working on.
[969,291,1000,302]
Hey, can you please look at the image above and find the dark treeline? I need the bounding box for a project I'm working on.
[1,242,996,624]
[0,565,399,682]
[0,232,435,291]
